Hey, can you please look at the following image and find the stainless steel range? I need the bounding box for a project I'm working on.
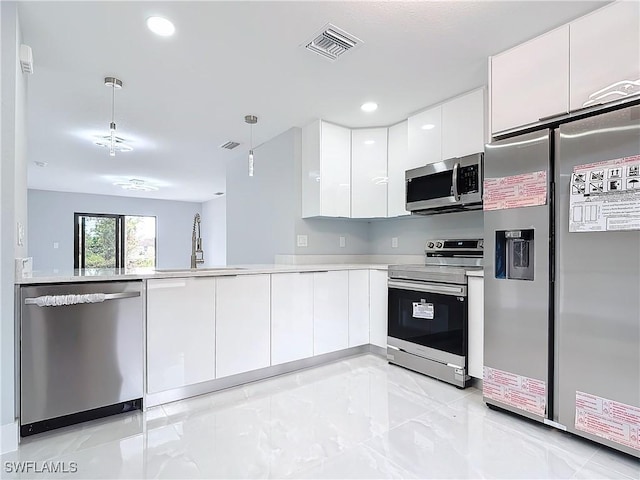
[387,239,483,388]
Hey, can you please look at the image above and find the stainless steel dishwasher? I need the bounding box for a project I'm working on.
[20,281,143,436]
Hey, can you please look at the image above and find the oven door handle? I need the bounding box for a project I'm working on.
[388,279,467,297]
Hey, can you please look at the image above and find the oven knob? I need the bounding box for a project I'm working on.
[436,242,443,248]
[478,240,484,249]
[427,242,434,248]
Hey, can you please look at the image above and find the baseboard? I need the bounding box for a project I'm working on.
[1,421,18,454]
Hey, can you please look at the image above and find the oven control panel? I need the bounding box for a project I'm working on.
[425,239,483,252]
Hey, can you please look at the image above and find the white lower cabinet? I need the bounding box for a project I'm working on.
[468,276,484,379]
[147,277,216,394]
[348,270,370,347]
[215,274,271,378]
[369,269,388,348]
[271,272,314,365]
[313,271,349,355]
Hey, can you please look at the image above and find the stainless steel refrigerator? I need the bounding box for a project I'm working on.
[483,103,640,458]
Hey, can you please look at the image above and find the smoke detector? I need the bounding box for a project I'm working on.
[303,23,362,61]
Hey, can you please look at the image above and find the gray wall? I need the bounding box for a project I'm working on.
[368,211,484,254]
[1,1,28,432]
[201,195,226,266]
[27,190,202,271]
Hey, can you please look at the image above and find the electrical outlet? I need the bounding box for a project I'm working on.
[17,222,24,247]
[297,235,308,247]
[339,236,346,248]
[391,237,399,248]
[53,242,59,249]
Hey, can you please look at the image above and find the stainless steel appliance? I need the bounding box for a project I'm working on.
[406,152,483,215]
[387,239,483,388]
[20,281,144,436]
[484,102,640,458]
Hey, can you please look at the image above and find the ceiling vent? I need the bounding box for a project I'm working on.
[220,141,240,150]
[304,23,362,61]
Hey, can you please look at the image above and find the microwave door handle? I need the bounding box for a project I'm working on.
[452,162,460,202]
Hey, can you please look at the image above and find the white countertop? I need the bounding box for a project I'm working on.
[466,269,485,277]
[15,264,389,285]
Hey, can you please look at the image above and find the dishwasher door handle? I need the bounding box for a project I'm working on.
[25,291,140,306]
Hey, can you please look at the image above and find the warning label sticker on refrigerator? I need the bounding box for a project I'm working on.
[575,391,640,451]
[569,155,640,232]
[412,302,434,319]
[483,171,548,211]
[483,366,546,417]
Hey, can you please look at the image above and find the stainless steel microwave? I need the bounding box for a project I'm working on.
[406,152,483,215]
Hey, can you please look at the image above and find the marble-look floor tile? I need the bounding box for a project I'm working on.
[571,459,637,480]
[586,446,640,479]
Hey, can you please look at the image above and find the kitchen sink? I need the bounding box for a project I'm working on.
[154,267,247,273]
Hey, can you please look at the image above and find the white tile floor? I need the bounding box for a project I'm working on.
[2,354,639,479]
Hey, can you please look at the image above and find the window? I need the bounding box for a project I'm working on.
[74,213,156,269]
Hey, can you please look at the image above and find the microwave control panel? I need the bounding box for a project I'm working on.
[458,165,479,194]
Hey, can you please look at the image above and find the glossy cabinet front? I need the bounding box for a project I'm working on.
[351,128,388,218]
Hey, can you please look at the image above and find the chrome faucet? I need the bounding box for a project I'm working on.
[191,213,204,268]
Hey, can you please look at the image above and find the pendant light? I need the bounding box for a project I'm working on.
[245,114,258,176]
[105,76,122,157]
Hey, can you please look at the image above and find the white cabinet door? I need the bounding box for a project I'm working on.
[408,105,442,166]
[348,270,369,347]
[491,26,569,134]
[271,272,314,365]
[369,269,388,348]
[313,271,349,355]
[569,2,640,110]
[351,128,388,218]
[147,277,215,394]
[468,276,484,379]
[442,88,486,159]
[301,120,351,218]
[216,275,271,378]
[387,120,410,218]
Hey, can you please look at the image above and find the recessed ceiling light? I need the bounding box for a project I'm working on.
[364,140,375,145]
[361,102,378,112]
[146,16,175,37]
[421,124,435,130]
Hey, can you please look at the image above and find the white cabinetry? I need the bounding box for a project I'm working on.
[442,89,486,159]
[569,1,640,110]
[408,105,442,166]
[369,269,388,348]
[387,121,411,217]
[468,275,484,379]
[215,274,271,378]
[313,270,349,355]
[348,270,370,347]
[351,128,388,218]
[271,272,314,365]
[147,277,215,394]
[302,120,351,218]
[490,26,569,134]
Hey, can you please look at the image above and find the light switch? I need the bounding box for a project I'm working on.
[339,236,346,248]
[391,237,399,248]
[297,235,308,247]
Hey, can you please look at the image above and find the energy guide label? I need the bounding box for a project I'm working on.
[483,367,546,417]
[569,154,640,232]
[575,391,640,451]
[412,302,434,319]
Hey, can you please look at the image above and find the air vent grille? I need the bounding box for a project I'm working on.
[304,24,362,61]
[220,141,240,150]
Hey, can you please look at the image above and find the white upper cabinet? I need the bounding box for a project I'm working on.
[387,121,411,218]
[442,88,486,159]
[408,105,442,166]
[490,25,570,134]
[302,120,351,218]
[147,277,216,394]
[271,272,314,365]
[351,128,388,218]
[215,274,271,378]
[569,1,640,111]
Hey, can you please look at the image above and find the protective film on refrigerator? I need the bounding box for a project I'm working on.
[569,154,640,232]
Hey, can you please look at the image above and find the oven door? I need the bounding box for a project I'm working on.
[387,279,468,367]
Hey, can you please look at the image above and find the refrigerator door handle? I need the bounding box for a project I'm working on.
[452,162,460,202]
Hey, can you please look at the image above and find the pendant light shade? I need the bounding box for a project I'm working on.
[99,76,132,156]
[245,115,258,176]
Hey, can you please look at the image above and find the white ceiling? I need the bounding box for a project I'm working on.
[19,0,608,203]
